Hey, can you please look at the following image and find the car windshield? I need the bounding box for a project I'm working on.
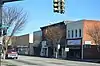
[7,49,16,53]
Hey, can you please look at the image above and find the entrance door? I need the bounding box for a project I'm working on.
[68,49,81,59]
[43,48,46,56]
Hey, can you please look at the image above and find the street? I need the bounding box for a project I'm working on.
[1,55,100,66]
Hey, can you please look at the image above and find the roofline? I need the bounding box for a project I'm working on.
[40,19,100,29]
[17,34,29,37]
[40,21,64,29]
[82,19,100,22]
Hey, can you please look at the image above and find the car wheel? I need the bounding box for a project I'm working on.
[15,57,18,59]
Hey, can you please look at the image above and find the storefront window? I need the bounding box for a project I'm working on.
[79,29,81,37]
[84,45,91,48]
[75,29,77,37]
[72,30,74,38]
[68,30,70,38]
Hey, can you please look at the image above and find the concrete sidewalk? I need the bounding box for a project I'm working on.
[66,58,100,63]
[20,55,100,63]
[1,59,6,66]
[1,59,17,66]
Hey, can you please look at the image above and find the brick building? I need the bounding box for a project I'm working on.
[40,21,66,58]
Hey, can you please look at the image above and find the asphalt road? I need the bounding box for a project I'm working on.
[1,55,100,66]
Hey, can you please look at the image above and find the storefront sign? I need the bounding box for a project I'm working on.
[67,39,81,45]
[85,41,91,45]
[65,48,69,52]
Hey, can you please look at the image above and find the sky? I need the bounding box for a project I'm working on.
[4,0,100,36]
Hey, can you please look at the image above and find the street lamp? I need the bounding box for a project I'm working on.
[0,0,22,59]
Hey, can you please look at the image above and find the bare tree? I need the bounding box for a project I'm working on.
[2,6,27,54]
[86,23,100,52]
[45,25,65,58]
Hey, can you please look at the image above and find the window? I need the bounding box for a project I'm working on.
[84,45,91,48]
[72,30,73,38]
[68,30,70,38]
[75,29,77,37]
[79,29,81,37]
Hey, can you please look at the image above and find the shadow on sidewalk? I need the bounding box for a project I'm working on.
[65,58,100,64]
[19,54,100,64]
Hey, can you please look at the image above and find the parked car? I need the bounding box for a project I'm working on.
[5,49,18,59]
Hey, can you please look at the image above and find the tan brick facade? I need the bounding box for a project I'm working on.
[83,20,100,59]
[83,20,100,45]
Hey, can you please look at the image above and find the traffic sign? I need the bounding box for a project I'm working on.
[57,44,60,49]
[0,24,8,28]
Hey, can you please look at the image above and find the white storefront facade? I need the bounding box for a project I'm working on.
[66,20,83,59]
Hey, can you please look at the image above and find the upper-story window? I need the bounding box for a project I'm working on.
[75,29,77,37]
[68,30,70,38]
[79,29,81,37]
[72,30,74,38]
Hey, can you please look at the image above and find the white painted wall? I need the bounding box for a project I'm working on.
[29,33,33,43]
[40,41,48,57]
[66,20,84,39]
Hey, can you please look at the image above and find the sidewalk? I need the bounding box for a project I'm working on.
[65,58,100,63]
[83,59,100,63]
[1,59,17,66]
[1,59,6,66]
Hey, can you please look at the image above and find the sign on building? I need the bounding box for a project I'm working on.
[67,39,81,45]
[65,48,69,52]
[57,44,60,49]
[84,41,91,45]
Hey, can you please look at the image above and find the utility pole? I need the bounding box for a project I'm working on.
[81,43,84,60]
[0,0,3,61]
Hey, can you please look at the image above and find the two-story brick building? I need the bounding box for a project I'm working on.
[40,21,66,58]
